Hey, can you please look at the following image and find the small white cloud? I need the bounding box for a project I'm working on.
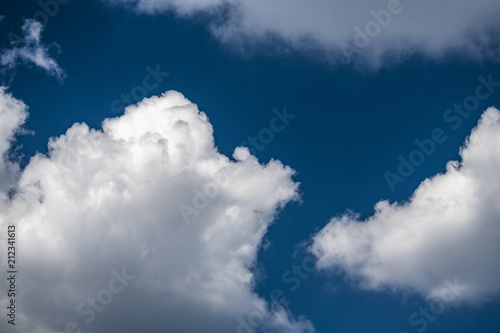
[105,0,500,68]
[0,86,27,193]
[311,107,500,305]
[1,19,65,80]
[0,89,313,333]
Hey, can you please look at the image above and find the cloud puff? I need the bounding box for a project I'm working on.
[311,107,500,305]
[1,19,65,80]
[0,87,26,193]
[0,89,313,333]
[104,0,500,68]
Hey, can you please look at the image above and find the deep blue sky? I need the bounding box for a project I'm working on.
[1,1,500,332]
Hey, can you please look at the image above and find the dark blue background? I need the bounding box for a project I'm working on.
[1,1,499,332]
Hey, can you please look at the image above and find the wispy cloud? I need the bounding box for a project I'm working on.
[1,19,65,80]
[104,0,500,69]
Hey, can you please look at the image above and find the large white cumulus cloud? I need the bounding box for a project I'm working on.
[0,89,314,333]
[311,107,500,305]
[104,0,500,68]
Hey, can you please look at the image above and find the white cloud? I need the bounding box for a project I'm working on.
[104,0,500,68]
[311,107,500,305]
[0,87,26,194]
[0,89,313,333]
[1,19,65,80]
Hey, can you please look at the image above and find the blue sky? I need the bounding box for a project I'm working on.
[1,1,500,333]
